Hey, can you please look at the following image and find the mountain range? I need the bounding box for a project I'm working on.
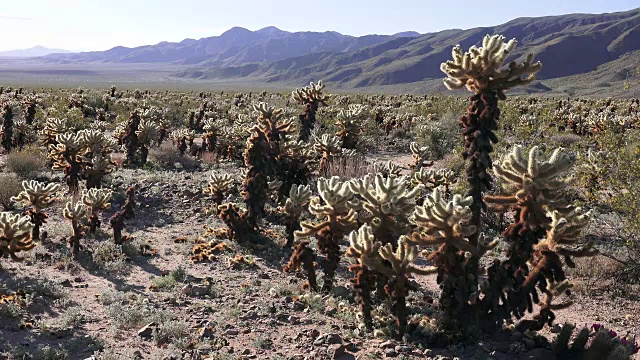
[40,8,640,94]
[0,46,72,58]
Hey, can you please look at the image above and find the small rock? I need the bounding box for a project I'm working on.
[381,340,398,349]
[423,349,434,356]
[224,329,239,336]
[137,323,156,339]
[384,348,398,357]
[241,348,251,355]
[395,345,413,353]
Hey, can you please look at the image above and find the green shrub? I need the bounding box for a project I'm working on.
[0,173,23,210]
[5,145,47,179]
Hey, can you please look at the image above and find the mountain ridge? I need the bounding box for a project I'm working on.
[0,46,72,58]
[39,9,640,94]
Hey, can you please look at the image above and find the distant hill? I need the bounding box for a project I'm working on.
[0,46,72,58]
[42,27,412,66]
[40,9,640,95]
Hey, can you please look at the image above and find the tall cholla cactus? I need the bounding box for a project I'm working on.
[242,108,276,228]
[1,101,14,152]
[346,225,384,330]
[411,188,497,331]
[40,118,68,148]
[480,145,596,331]
[123,111,141,166]
[347,225,435,336]
[203,171,234,207]
[142,106,167,144]
[377,237,436,337]
[23,96,37,125]
[169,128,196,156]
[0,212,35,261]
[135,119,160,166]
[293,176,359,291]
[374,160,403,178]
[202,118,222,152]
[12,180,61,241]
[313,134,343,175]
[282,184,311,248]
[349,174,424,245]
[440,34,542,246]
[336,104,364,150]
[50,132,87,191]
[63,200,88,258]
[13,119,30,150]
[292,81,329,142]
[410,142,432,170]
[82,188,112,233]
[79,129,117,189]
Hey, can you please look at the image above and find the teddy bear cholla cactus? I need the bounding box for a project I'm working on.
[40,118,68,147]
[292,176,359,291]
[313,134,343,175]
[282,184,312,248]
[203,171,234,208]
[409,142,433,170]
[411,187,497,330]
[82,188,112,233]
[349,173,424,245]
[411,168,457,195]
[11,180,61,241]
[0,212,35,261]
[440,34,542,248]
[79,129,118,189]
[479,145,597,331]
[336,104,365,150]
[135,119,160,166]
[347,225,436,336]
[292,81,329,142]
[374,160,403,178]
[64,200,88,258]
[169,128,196,156]
[49,132,86,192]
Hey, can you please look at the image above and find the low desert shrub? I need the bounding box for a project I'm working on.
[0,174,23,210]
[5,145,47,179]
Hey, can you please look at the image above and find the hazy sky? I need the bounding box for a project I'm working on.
[1,0,639,51]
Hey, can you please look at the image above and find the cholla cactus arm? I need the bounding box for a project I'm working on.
[411,188,496,255]
[283,184,312,217]
[82,188,112,233]
[294,177,358,291]
[377,236,436,336]
[313,134,343,174]
[282,184,312,248]
[293,81,329,142]
[203,171,234,206]
[0,212,34,261]
[12,180,62,241]
[345,224,381,330]
[346,225,384,271]
[485,146,575,216]
[49,132,86,192]
[379,237,437,276]
[63,200,88,258]
[349,174,424,245]
[12,180,61,212]
[440,34,542,96]
[374,160,403,177]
